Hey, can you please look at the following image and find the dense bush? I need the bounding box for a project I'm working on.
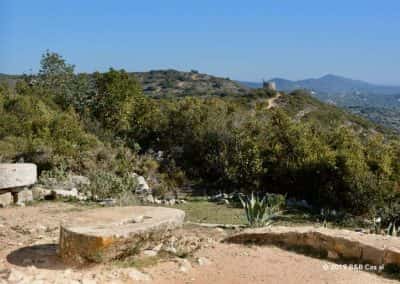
[0,92,101,172]
[82,171,138,200]
[128,96,400,214]
[1,51,400,215]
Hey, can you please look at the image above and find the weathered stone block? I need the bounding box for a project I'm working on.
[0,192,13,207]
[0,163,37,190]
[361,244,384,265]
[333,238,362,259]
[59,206,185,264]
[327,250,339,260]
[384,247,400,265]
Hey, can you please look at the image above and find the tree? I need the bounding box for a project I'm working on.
[92,68,142,132]
[37,51,75,105]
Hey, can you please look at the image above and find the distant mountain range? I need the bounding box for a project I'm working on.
[239,74,400,96]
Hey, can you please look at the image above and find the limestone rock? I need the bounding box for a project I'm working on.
[0,163,37,190]
[119,268,152,281]
[164,199,176,206]
[59,206,185,264]
[225,226,400,267]
[143,194,155,204]
[31,186,52,200]
[162,235,202,256]
[129,215,144,223]
[197,257,211,266]
[177,258,192,273]
[51,188,78,199]
[13,189,33,204]
[332,238,362,259]
[69,175,90,186]
[143,249,158,257]
[0,192,13,208]
[99,198,116,206]
[130,173,150,194]
[327,250,339,260]
[362,244,384,265]
[384,247,400,265]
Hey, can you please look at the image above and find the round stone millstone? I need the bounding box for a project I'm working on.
[0,163,37,190]
[59,206,185,264]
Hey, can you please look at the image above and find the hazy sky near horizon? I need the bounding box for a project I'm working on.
[1,0,400,84]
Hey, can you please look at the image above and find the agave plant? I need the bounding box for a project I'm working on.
[371,216,382,234]
[320,208,338,228]
[239,192,282,227]
[387,221,398,237]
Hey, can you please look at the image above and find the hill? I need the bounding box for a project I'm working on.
[239,75,400,133]
[132,69,250,97]
[0,70,387,134]
[129,70,387,133]
[0,70,251,98]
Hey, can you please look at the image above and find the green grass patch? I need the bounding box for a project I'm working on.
[173,200,247,225]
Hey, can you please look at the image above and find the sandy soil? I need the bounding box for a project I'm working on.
[0,202,398,284]
[148,243,396,284]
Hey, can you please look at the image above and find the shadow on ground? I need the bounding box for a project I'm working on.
[6,244,68,270]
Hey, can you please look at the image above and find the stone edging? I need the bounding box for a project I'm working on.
[224,226,400,266]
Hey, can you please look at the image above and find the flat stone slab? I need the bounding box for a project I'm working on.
[0,163,37,190]
[59,206,185,264]
[225,226,400,267]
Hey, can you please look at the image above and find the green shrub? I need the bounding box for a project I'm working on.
[82,171,138,200]
[39,164,69,186]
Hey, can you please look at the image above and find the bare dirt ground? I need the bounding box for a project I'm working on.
[0,202,398,284]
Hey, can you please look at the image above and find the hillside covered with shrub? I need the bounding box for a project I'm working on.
[1,52,400,216]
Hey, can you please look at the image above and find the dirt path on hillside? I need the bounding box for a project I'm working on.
[267,92,282,109]
[0,202,398,284]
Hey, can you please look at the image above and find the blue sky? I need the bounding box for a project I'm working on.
[1,0,400,84]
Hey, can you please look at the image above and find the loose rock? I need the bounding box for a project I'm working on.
[197,257,211,266]
[0,192,13,208]
[13,189,33,204]
[51,188,78,199]
[177,259,192,273]
[31,186,52,200]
